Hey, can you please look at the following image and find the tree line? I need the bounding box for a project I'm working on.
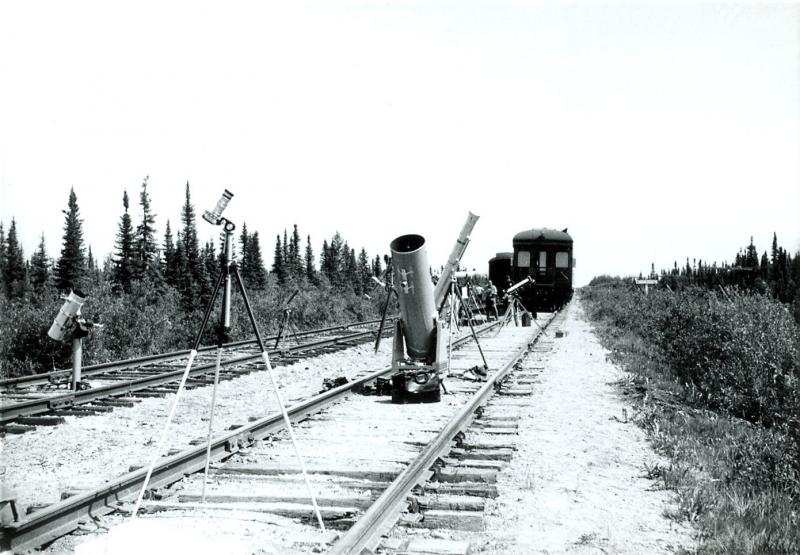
[0,181,387,376]
[0,179,386,305]
[592,233,800,323]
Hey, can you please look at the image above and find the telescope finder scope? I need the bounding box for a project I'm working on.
[202,189,234,225]
[48,290,87,341]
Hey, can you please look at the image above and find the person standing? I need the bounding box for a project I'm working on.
[485,281,499,321]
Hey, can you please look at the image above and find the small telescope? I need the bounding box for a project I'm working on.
[48,290,87,341]
[506,276,534,295]
[202,189,234,225]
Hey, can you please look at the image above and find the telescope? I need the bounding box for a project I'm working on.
[388,212,479,403]
[505,276,534,296]
[202,189,234,226]
[48,290,87,341]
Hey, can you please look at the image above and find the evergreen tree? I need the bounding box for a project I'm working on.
[282,229,289,271]
[202,241,218,288]
[326,233,344,286]
[135,176,161,281]
[320,239,330,281]
[344,245,359,291]
[163,220,180,287]
[290,224,302,278]
[305,235,317,285]
[180,182,204,309]
[244,231,267,288]
[272,234,286,283]
[86,245,102,285]
[372,254,382,278]
[55,187,86,291]
[358,248,371,293]
[0,222,6,293]
[112,190,135,293]
[3,218,27,297]
[29,233,51,291]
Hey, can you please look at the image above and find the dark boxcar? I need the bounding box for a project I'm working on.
[512,228,573,312]
[488,252,513,293]
[488,252,513,313]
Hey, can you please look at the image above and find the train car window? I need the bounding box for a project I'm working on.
[538,251,547,274]
[517,251,530,267]
[555,251,569,268]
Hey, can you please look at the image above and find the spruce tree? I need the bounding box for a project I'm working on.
[135,176,160,282]
[244,231,267,289]
[358,248,371,293]
[162,220,179,287]
[344,245,359,292]
[3,218,27,297]
[372,254,382,278]
[30,233,51,291]
[290,224,302,278]
[272,234,286,284]
[305,235,317,285]
[55,187,86,291]
[112,191,135,293]
[0,222,6,293]
[282,229,289,276]
[180,182,203,309]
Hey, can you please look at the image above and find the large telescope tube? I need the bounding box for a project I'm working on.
[390,234,437,360]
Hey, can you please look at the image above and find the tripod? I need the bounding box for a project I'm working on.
[129,219,325,530]
[275,289,301,350]
[503,293,548,336]
[446,277,489,377]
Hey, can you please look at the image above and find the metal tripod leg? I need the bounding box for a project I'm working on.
[231,265,326,531]
[130,264,227,521]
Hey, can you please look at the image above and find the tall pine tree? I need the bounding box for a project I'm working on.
[305,235,317,285]
[112,191,135,293]
[29,233,51,291]
[244,231,267,288]
[162,220,179,287]
[0,222,6,293]
[3,218,27,298]
[135,176,161,282]
[55,187,86,291]
[272,234,286,284]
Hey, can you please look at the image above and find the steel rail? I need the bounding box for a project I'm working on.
[0,326,387,424]
[0,320,502,552]
[330,314,558,555]
[0,318,390,389]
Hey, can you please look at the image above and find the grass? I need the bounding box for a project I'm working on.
[584,289,799,554]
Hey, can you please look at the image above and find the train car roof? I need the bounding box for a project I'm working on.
[489,252,513,262]
[513,228,573,244]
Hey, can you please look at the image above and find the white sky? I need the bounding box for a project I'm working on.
[1,1,798,286]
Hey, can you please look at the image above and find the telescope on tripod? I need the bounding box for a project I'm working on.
[129,189,326,531]
[48,290,100,390]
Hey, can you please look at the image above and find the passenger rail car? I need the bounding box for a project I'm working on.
[511,228,573,312]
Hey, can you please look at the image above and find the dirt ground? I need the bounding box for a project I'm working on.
[480,298,695,554]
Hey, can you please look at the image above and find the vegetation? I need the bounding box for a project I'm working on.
[582,283,799,553]
[0,183,387,378]
[649,235,800,323]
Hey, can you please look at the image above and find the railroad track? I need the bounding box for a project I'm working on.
[0,319,392,431]
[0,309,565,553]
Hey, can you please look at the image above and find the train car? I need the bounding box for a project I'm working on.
[511,228,573,312]
[488,252,513,293]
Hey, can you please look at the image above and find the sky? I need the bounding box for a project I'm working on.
[1,1,798,287]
